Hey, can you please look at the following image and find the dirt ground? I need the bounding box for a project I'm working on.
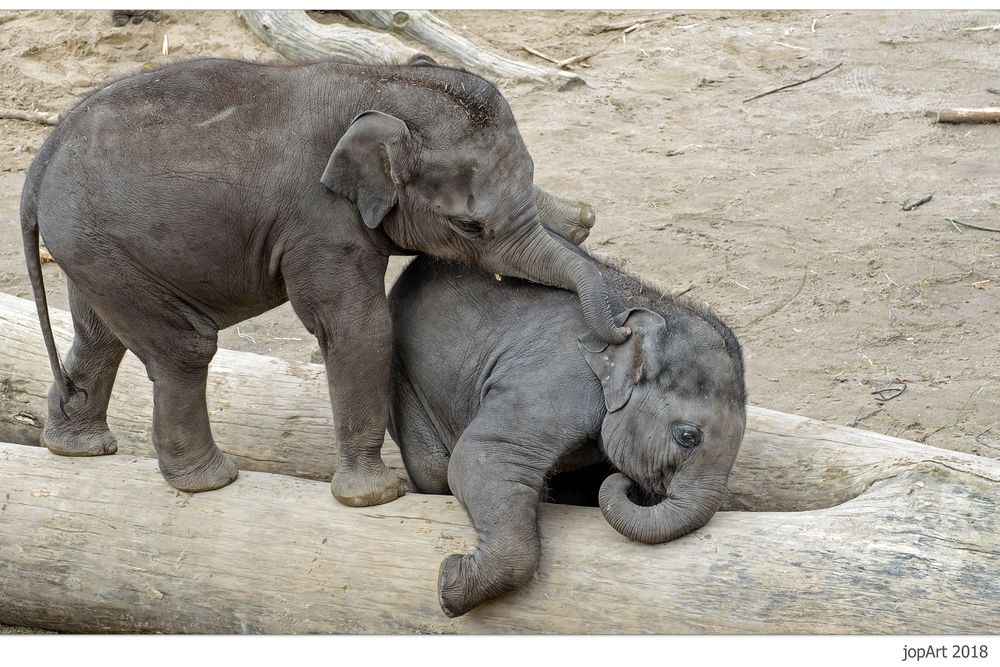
[0,8,998,632]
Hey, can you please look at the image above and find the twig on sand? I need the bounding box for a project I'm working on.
[872,384,906,402]
[585,14,674,35]
[850,407,883,428]
[988,88,1000,96]
[521,44,560,64]
[557,50,603,69]
[743,62,843,103]
[773,40,808,51]
[946,217,1000,233]
[521,45,600,70]
[236,327,257,346]
[0,108,62,126]
[963,23,1000,31]
[918,425,948,443]
[902,193,933,211]
[926,108,1000,123]
[744,270,808,327]
[976,423,998,445]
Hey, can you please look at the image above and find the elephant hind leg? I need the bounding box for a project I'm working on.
[74,279,237,493]
[42,281,126,457]
[388,358,451,494]
[148,360,238,493]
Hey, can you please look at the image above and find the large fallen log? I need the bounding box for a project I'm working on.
[238,10,421,65]
[0,291,993,511]
[341,10,583,89]
[0,441,996,633]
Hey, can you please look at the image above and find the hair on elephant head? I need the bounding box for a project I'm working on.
[578,306,746,544]
[319,66,628,345]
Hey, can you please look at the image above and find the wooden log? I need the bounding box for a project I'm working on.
[0,441,996,633]
[238,10,420,65]
[1,291,995,511]
[926,108,1000,123]
[340,10,583,89]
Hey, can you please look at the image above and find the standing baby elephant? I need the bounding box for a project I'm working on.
[389,235,747,616]
[21,58,628,506]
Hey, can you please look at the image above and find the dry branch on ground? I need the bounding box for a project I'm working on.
[238,9,581,89]
[0,108,62,125]
[926,108,1000,123]
[238,10,420,65]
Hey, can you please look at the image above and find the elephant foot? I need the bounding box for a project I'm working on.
[42,423,118,457]
[330,464,406,507]
[438,553,481,618]
[159,449,238,493]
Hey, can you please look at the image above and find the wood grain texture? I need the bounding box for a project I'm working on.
[2,292,995,512]
[340,10,583,89]
[238,10,419,65]
[0,441,997,633]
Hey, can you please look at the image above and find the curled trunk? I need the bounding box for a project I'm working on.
[598,472,727,544]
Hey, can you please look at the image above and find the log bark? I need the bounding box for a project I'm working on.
[1,291,995,511]
[926,108,1000,123]
[0,441,996,633]
[340,10,583,89]
[238,10,420,65]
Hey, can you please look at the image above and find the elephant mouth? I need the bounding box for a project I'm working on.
[626,481,667,507]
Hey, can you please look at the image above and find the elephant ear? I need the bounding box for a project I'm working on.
[577,308,667,412]
[321,110,412,229]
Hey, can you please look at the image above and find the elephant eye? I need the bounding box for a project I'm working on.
[450,217,483,239]
[671,424,702,449]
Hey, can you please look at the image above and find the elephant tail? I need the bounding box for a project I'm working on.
[20,143,76,411]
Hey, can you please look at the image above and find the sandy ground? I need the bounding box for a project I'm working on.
[0,9,998,633]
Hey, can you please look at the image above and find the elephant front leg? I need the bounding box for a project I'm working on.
[322,305,405,506]
[286,251,404,508]
[438,406,568,616]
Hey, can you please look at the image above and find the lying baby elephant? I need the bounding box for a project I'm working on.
[388,235,747,617]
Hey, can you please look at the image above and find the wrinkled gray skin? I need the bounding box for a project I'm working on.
[20,58,627,506]
[388,235,747,616]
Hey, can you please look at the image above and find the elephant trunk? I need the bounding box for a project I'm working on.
[598,471,728,544]
[533,185,595,246]
[487,222,628,344]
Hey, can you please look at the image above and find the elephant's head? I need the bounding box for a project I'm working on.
[319,70,627,345]
[578,307,746,544]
